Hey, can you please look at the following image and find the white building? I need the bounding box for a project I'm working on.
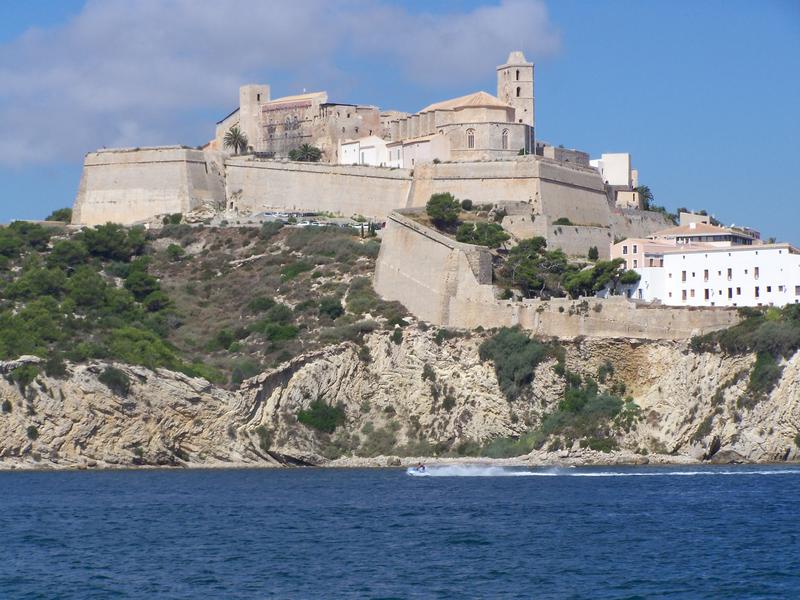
[628,244,800,307]
[339,136,390,167]
[590,153,637,187]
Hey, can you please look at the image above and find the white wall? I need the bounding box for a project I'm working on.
[591,153,631,186]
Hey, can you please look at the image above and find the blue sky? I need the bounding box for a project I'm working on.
[0,0,798,243]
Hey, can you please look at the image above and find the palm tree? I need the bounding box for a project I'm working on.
[634,185,654,210]
[224,126,249,155]
[289,144,322,162]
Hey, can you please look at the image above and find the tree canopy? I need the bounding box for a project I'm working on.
[288,144,323,162]
[224,126,249,154]
[425,193,461,230]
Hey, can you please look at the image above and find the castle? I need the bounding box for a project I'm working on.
[71,51,671,259]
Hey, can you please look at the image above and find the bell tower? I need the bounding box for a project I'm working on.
[497,50,534,130]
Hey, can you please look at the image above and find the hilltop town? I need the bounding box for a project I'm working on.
[0,50,796,471]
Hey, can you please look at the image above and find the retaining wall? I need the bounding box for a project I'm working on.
[374,211,739,340]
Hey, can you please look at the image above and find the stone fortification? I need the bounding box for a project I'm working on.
[70,148,670,259]
[374,210,739,339]
[225,157,412,219]
[72,147,225,226]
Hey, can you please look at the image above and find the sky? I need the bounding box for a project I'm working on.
[0,0,798,243]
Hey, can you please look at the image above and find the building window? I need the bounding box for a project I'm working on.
[638,289,643,299]
[704,289,710,300]
[796,285,800,296]
[516,87,521,98]
[681,271,686,282]
[501,129,509,150]
[704,269,709,281]
[767,286,772,293]
[755,286,760,297]
[623,246,628,255]
[682,290,687,301]
[727,268,732,280]
[754,266,759,279]
[633,259,638,268]
[690,289,695,298]
[737,287,741,295]
[467,129,475,149]
[516,69,520,81]
[633,244,638,253]
[728,288,733,298]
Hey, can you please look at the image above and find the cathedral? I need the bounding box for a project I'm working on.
[209,51,536,167]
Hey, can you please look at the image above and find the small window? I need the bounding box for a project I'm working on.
[633,244,638,254]
[737,287,741,295]
[755,286,760,298]
[704,269,709,281]
[633,259,638,268]
[623,246,628,255]
[704,289,710,300]
[681,270,687,282]
[516,87,521,98]
[501,129,509,150]
[682,290,687,301]
[754,266,760,279]
[516,69,520,81]
[766,286,772,293]
[796,285,800,296]
[467,129,475,149]
[728,288,733,298]
[690,289,696,298]
[727,268,732,280]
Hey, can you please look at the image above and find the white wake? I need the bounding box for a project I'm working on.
[406,465,800,478]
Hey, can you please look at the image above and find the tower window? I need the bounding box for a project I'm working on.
[467,129,475,149]
[256,93,260,101]
[501,129,509,150]
[515,69,519,81]
[516,87,521,98]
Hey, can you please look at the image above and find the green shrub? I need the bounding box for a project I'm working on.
[124,270,160,301]
[297,400,346,434]
[27,425,39,440]
[259,221,284,240]
[9,365,39,391]
[47,240,89,269]
[166,244,186,261]
[587,246,599,260]
[426,192,461,230]
[2,399,12,413]
[460,199,473,211]
[46,207,73,222]
[79,223,143,262]
[479,328,550,400]
[391,328,403,345]
[358,425,398,457]
[98,366,131,396]
[319,296,344,320]
[422,363,436,382]
[280,261,313,280]
[597,361,614,383]
[254,425,272,452]
[247,296,276,313]
[162,213,182,225]
[553,217,573,225]
[455,222,510,248]
[690,415,714,443]
[44,353,67,378]
[319,320,378,344]
[580,437,618,452]
[747,352,783,398]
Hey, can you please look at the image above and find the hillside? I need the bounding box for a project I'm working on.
[0,220,798,469]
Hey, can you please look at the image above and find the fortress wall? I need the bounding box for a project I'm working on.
[548,223,614,259]
[375,211,739,339]
[72,147,226,225]
[410,157,612,228]
[225,159,412,219]
[610,209,672,240]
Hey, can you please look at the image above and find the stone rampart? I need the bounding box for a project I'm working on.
[374,211,739,340]
[72,147,225,225]
[225,158,412,219]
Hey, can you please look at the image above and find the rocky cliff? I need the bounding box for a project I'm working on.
[2,329,798,470]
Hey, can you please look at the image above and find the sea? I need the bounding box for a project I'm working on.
[1,464,799,599]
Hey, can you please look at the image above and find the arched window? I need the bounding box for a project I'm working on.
[516,87,521,98]
[501,129,509,150]
[467,129,475,149]
[515,69,519,81]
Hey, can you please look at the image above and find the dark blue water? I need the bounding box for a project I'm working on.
[2,465,800,599]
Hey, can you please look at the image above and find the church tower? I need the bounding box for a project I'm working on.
[496,51,534,130]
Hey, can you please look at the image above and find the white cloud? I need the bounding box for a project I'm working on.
[0,0,560,165]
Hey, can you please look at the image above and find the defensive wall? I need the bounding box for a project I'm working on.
[225,158,412,219]
[70,148,671,259]
[374,210,739,340]
[72,147,225,226]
